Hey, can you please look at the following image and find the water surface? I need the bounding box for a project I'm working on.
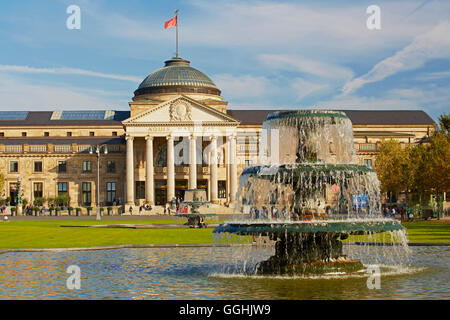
[0,246,448,299]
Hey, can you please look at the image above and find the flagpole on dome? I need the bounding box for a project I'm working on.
[175,9,179,58]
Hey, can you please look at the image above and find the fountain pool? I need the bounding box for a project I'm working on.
[0,246,448,299]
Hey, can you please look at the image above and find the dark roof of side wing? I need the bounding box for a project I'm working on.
[227,110,436,125]
[0,111,130,126]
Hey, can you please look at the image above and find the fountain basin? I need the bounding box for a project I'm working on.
[213,219,403,236]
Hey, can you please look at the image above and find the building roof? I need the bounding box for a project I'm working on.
[0,109,435,127]
[227,110,436,126]
[0,137,124,145]
[341,110,435,125]
[134,58,220,98]
[0,111,130,126]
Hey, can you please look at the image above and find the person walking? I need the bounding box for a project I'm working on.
[129,206,133,216]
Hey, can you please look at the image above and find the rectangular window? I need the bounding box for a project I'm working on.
[67,132,72,137]
[107,161,116,173]
[30,145,47,152]
[33,182,43,199]
[364,159,373,168]
[44,132,49,137]
[10,161,19,172]
[58,182,68,195]
[135,181,145,200]
[6,145,22,153]
[34,161,43,173]
[89,132,95,137]
[55,145,72,152]
[359,144,377,151]
[82,182,91,206]
[112,131,118,136]
[106,182,117,205]
[82,160,92,173]
[22,132,27,137]
[218,181,227,199]
[0,132,4,137]
[58,161,67,173]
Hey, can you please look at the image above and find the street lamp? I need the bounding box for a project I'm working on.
[16,175,23,216]
[90,145,108,221]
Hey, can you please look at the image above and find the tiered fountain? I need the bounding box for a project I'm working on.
[176,189,217,227]
[214,110,406,275]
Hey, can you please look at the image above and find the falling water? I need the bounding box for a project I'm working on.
[214,110,411,277]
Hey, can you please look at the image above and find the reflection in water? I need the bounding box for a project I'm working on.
[0,247,448,300]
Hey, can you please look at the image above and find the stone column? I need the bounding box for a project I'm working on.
[126,135,135,206]
[189,134,197,190]
[210,135,218,203]
[166,135,175,202]
[230,135,238,206]
[145,136,154,205]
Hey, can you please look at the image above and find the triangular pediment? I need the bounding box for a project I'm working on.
[123,95,240,126]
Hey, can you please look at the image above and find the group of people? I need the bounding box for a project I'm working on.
[383,206,413,221]
[127,196,186,215]
[164,197,184,215]
[250,207,285,220]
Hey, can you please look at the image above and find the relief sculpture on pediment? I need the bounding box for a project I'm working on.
[170,101,192,121]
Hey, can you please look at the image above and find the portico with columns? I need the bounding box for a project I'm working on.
[122,95,240,209]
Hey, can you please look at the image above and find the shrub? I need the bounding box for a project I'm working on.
[33,197,45,207]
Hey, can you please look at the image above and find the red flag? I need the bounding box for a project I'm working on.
[164,16,177,29]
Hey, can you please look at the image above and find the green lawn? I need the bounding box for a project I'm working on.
[346,221,450,243]
[0,220,448,249]
[0,220,228,249]
[401,221,450,243]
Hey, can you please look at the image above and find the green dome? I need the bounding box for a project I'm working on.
[134,57,221,98]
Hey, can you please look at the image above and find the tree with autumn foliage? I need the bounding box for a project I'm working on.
[374,139,411,202]
[375,113,450,215]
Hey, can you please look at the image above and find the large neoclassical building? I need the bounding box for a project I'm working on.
[0,57,436,210]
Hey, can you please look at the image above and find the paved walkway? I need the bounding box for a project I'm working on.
[61,223,221,229]
[2,214,243,221]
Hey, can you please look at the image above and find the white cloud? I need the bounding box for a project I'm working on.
[259,54,354,81]
[415,70,450,81]
[0,74,125,110]
[342,21,450,95]
[0,65,141,83]
[213,74,271,99]
[291,78,329,101]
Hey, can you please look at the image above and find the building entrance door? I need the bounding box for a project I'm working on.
[175,179,188,201]
[155,189,167,206]
[155,180,167,205]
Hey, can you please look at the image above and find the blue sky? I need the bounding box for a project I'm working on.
[0,0,449,121]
